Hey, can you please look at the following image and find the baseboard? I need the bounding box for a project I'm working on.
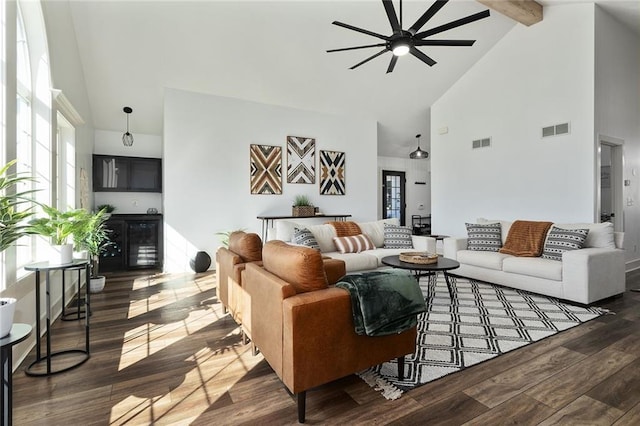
[626,259,640,272]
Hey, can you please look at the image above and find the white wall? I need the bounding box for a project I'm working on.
[595,6,640,267]
[431,4,596,238]
[163,89,378,272]
[377,156,431,223]
[93,129,163,214]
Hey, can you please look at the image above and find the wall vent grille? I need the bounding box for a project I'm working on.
[542,122,571,138]
[472,137,491,149]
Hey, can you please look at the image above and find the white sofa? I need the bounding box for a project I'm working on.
[443,219,626,305]
[269,218,437,272]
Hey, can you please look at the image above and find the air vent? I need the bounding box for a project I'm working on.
[542,122,571,138]
[472,137,491,149]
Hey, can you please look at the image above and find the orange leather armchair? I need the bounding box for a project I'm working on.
[215,231,262,326]
[244,241,417,423]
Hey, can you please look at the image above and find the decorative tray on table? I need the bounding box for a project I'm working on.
[399,252,438,265]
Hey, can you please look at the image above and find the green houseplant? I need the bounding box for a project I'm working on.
[292,194,314,217]
[74,208,111,292]
[28,205,87,265]
[0,160,37,337]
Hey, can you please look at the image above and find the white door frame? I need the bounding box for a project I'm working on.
[596,134,624,231]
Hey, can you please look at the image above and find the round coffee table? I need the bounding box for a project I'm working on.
[381,255,460,299]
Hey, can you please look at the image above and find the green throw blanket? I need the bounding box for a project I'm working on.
[336,270,427,337]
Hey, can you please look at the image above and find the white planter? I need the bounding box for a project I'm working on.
[51,243,73,265]
[90,276,106,293]
[0,297,17,338]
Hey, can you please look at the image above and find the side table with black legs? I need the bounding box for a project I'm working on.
[24,260,91,376]
[1,323,32,426]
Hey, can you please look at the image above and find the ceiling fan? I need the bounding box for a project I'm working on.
[327,0,491,73]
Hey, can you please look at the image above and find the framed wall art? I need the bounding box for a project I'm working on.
[319,150,345,195]
[250,144,282,195]
[287,136,315,184]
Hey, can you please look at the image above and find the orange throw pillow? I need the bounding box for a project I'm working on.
[327,221,361,237]
[333,234,375,253]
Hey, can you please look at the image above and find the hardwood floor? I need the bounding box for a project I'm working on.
[10,269,640,425]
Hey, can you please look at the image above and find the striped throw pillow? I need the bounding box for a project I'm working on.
[542,226,589,261]
[333,234,375,253]
[383,223,413,249]
[466,223,502,251]
[292,227,320,250]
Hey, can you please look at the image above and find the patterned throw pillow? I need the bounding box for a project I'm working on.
[542,226,589,261]
[383,223,413,249]
[333,234,375,253]
[466,223,502,252]
[292,227,320,250]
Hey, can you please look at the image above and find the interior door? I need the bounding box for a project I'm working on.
[382,170,406,226]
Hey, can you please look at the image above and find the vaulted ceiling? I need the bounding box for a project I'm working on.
[65,0,639,157]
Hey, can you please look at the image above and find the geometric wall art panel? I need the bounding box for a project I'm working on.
[250,144,282,195]
[319,150,345,195]
[287,136,315,184]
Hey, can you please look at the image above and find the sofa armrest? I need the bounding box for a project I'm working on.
[323,258,346,285]
[562,248,625,304]
[443,237,467,260]
[411,235,436,253]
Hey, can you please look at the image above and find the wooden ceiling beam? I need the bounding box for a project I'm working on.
[477,0,543,26]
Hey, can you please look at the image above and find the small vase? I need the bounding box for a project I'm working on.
[90,276,106,293]
[0,297,17,338]
[51,243,73,265]
[190,251,211,273]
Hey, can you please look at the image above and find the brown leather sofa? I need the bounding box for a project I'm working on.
[244,240,417,423]
[215,231,263,327]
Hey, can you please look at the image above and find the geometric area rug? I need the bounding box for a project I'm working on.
[358,275,609,400]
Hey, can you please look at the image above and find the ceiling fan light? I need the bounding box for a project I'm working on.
[392,43,410,56]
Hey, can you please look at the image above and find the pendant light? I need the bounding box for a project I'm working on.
[409,134,428,159]
[122,106,134,147]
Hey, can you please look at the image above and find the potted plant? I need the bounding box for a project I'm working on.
[74,208,111,293]
[0,160,37,337]
[96,204,115,218]
[292,194,314,217]
[28,205,86,265]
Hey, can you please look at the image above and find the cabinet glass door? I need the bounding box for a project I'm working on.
[127,221,159,267]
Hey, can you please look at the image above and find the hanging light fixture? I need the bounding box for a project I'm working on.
[122,106,134,147]
[409,134,428,159]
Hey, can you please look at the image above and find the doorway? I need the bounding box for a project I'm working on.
[597,135,624,232]
[382,170,406,226]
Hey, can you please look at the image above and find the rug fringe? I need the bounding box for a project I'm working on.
[357,369,404,400]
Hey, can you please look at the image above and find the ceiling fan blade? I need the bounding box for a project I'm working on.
[332,21,390,41]
[386,55,398,74]
[327,43,388,53]
[414,39,476,47]
[382,0,401,33]
[410,47,436,66]
[408,0,448,35]
[349,49,389,70]
[415,9,491,39]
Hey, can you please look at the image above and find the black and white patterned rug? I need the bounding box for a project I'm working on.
[358,275,608,399]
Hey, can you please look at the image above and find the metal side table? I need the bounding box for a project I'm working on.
[24,260,91,376]
[1,323,32,426]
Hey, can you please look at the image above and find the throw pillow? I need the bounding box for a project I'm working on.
[542,226,589,261]
[328,221,362,237]
[333,234,376,254]
[292,227,320,250]
[383,223,413,249]
[466,223,502,252]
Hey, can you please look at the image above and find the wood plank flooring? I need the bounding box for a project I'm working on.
[10,269,640,425]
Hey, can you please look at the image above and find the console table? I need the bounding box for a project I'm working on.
[256,214,351,241]
[1,323,31,426]
[24,260,91,376]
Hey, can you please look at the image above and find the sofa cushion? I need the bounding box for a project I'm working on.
[359,218,400,248]
[457,250,512,271]
[328,221,362,237]
[323,251,379,272]
[262,241,328,293]
[465,222,502,252]
[502,257,562,281]
[333,234,375,253]
[383,223,413,249]
[554,222,615,249]
[542,226,589,261]
[308,223,338,253]
[292,227,320,250]
[228,231,262,262]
